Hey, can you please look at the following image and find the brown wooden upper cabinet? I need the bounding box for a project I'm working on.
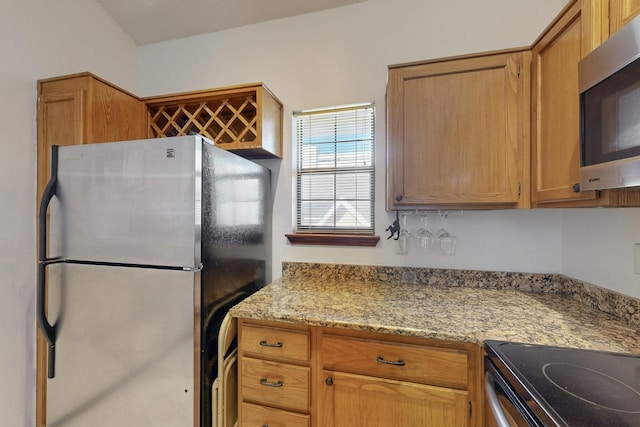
[387,50,530,210]
[609,0,640,34]
[531,0,640,207]
[37,73,147,196]
[36,72,147,426]
[143,83,283,159]
[319,334,474,427]
[531,0,598,206]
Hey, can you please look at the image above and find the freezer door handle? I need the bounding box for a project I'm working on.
[38,145,59,262]
[37,145,59,379]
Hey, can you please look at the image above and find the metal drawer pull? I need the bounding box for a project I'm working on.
[260,378,283,387]
[259,340,283,348]
[377,356,405,366]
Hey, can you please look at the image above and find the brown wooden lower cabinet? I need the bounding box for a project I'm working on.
[237,319,482,427]
[320,371,469,427]
[238,320,315,426]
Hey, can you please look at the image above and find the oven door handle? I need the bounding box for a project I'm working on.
[486,372,513,427]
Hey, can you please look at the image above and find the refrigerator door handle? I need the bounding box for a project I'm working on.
[37,262,57,378]
[37,145,59,379]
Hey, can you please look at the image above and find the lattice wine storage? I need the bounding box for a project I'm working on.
[145,83,282,158]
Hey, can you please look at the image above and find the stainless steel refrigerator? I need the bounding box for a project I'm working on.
[37,135,271,427]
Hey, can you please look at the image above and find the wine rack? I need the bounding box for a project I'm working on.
[145,83,282,158]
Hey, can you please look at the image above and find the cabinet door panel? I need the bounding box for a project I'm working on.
[37,89,84,195]
[610,0,640,34]
[320,370,468,427]
[530,0,611,205]
[88,80,147,143]
[387,52,525,208]
[532,12,586,203]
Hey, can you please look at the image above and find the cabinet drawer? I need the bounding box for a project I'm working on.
[322,335,468,389]
[240,402,310,427]
[241,325,310,362]
[241,357,310,413]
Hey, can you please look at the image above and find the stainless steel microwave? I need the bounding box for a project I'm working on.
[579,14,640,191]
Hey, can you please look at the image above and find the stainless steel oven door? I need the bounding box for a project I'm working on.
[485,359,542,427]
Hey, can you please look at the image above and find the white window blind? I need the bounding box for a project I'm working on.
[294,103,375,233]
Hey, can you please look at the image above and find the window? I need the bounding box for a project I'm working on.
[288,104,378,246]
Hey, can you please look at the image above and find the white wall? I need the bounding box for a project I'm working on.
[0,1,139,425]
[562,208,640,297]
[140,0,567,280]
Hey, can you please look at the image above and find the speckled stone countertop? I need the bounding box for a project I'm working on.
[229,263,640,354]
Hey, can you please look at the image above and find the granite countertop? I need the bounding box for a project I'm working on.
[230,268,640,354]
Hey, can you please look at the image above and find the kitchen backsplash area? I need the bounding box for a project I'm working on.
[282,262,640,328]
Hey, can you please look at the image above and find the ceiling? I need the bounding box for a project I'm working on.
[97,0,367,45]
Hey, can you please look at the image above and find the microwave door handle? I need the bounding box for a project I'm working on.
[485,372,512,427]
[37,145,59,379]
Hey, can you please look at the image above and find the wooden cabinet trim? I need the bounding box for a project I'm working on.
[142,82,280,104]
[38,71,140,99]
[388,46,532,69]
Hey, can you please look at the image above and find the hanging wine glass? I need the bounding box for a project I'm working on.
[415,213,436,254]
[396,212,411,254]
[436,212,457,256]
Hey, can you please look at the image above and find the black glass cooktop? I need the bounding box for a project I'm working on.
[485,340,640,426]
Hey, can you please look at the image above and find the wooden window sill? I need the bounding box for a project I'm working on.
[285,233,380,247]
